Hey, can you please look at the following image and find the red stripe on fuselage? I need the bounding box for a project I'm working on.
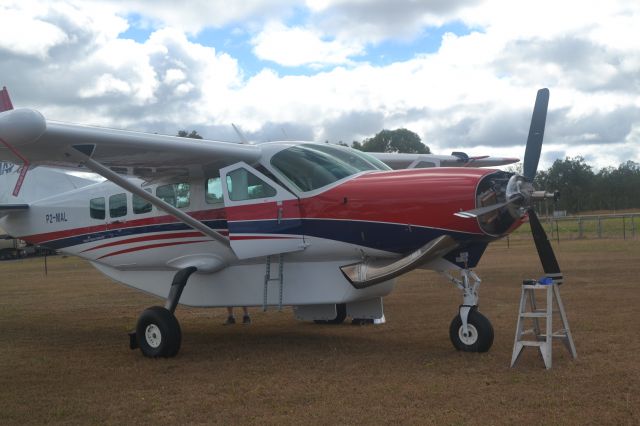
[81,231,205,252]
[97,240,211,259]
[20,208,226,245]
[229,235,298,241]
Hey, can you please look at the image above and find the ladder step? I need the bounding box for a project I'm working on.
[520,312,548,318]
[518,341,547,347]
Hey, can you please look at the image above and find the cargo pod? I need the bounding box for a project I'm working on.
[220,162,305,259]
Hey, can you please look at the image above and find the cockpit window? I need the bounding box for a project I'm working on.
[270,144,386,192]
[308,144,391,171]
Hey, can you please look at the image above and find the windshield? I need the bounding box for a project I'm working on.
[308,144,391,171]
[270,144,387,192]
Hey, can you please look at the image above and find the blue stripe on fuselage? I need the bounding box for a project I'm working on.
[41,220,227,250]
[43,218,490,268]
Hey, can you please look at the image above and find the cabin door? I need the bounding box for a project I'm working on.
[220,162,305,259]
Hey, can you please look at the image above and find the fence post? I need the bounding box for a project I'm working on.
[623,216,626,240]
[597,217,602,238]
[633,216,636,239]
[578,217,583,239]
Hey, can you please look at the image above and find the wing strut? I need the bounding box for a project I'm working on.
[65,145,231,248]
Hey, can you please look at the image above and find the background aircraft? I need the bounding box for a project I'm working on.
[0,87,560,358]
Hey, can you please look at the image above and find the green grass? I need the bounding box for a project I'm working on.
[509,214,640,241]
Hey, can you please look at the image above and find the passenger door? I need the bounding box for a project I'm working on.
[220,162,305,259]
[106,192,128,238]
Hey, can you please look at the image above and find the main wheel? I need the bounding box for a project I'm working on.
[314,303,347,324]
[449,309,494,352]
[136,306,182,358]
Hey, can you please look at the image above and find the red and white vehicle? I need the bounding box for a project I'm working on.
[0,87,561,358]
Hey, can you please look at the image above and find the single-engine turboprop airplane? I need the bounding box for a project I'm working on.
[0,87,562,358]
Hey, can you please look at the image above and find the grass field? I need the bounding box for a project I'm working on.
[1,239,639,425]
[510,213,640,241]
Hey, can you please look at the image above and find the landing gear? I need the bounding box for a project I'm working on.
[443,267,494,353]
[136,306,182,357]
[449,308,494,352]
[129,266,197,358]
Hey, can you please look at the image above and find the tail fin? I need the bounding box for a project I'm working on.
[0,87,14,112]
[0,88,96,204]
[0,165,97,204]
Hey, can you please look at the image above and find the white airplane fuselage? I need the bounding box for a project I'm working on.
[2,176,398,308]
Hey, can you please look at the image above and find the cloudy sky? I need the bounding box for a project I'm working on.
[1,0,638,170]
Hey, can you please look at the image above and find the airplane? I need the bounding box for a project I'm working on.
[0,86,561,358]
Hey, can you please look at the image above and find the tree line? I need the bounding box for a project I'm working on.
[534,157,640,214]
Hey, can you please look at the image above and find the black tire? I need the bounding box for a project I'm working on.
[135,306,182,358]
[449,309,494,352]
[313,303,347,325]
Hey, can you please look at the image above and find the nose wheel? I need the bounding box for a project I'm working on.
[442,267,495,353]
[449,308,494,352]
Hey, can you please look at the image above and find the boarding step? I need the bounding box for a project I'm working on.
[263,253,285,312]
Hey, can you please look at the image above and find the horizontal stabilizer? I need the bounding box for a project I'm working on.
[0,203,28,217]
[0,203,28,211]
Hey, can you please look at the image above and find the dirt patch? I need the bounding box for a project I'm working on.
[1,240,639,425]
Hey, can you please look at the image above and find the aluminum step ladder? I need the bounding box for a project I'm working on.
[263,254,284,312]
[511,281,577,369]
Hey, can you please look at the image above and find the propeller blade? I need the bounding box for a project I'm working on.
[522,88,549,181]
[454,200,511,218]
[455,193,524,219]
[528,209,563,284]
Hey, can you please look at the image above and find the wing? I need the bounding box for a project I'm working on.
[0,108,263,252]
[0,108,261,181]
[371,152,519,169]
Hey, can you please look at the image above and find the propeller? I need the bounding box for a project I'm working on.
[454,88,553,219]
[455,88,563,284]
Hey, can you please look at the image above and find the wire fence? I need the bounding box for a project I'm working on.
[509,213,640,241]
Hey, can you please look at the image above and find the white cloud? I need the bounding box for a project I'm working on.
[79,73,131,97]
[251,23,363,67]
[100,0,300,33]
[0,9,68,59]
[305,0,480,44]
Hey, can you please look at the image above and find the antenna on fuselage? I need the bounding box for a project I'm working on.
[231,123,250,144]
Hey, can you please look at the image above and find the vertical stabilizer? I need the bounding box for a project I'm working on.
[0,87,14,112]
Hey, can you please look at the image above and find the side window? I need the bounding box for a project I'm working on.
[90,197,105,220]
[205,177,223,204]
[133,189,152,214]
[226,168,276,201]
[109,193,127,218]
[157,183,190,208]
